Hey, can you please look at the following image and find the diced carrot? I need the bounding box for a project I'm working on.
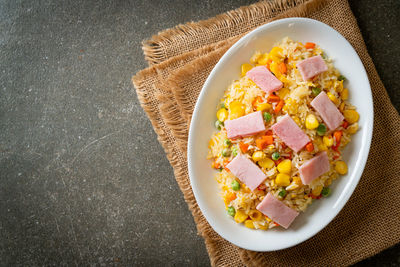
[278,62,287,74]
[212,161,220,169]
[239,142,249,153]
[264,135,274,145]
[256,135,274,150]
[274,99,284,114]
[305,142,314,152]
[342,120,349,129]
[252,96,263,107]
[266,58,272,71]
[333,131,342,151]
[305,42,316,49]
[267,94,280,103]
[226,192,237,202]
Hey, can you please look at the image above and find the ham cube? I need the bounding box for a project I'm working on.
[224,111,266,139]
[299,151,330,185]
[297,55,328,81]
[256,193,299,229]
[271,114,310,152]
[311,91,344,130]
[226,154,266,191]
[246,66,283,94]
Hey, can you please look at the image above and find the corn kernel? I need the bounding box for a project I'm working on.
[257,53,269,65]
[339,102,345,112]
[265,216,272,222]
[234,210,248,223]
[275,173,291,186]
[292,176,303,185]
[258,224,269,230]
[252,151,266,162]
[312,185,323,196]
[277,88,290,99]
[317,142,328,151]
[256,103,272,112]
[258,158,275,169]
[241,63,253,77]
[335,161,348,175]
[244,219,255,229]
[269,61,280,77]
[327,92,339,105]
[250,51,262,64]
[229,101,245,119]
[343,110,359,124]
[249,210,263,221]
[292,116,301,126]
[347,123,358,134]
[216,108,228,122]
[323,135,334,147]
[305,114,319,130]
[269,47,283,60]
[341,88,349,100]
[277,159,292,174]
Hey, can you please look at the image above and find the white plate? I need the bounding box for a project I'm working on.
[187,18,373,252]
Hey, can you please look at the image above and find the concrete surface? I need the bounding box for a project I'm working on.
[0,0,399,266]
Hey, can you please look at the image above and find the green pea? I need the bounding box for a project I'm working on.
[227,206,236,217]
[338,75,346,81]
[231,180,240,191]
[222,148,231,157]
[272,152,280,161]
[232,146,238,157]
[215,120,224,130]
[278,188,287,198]
[263,112,272,122]
[312,87,321,97]
[220,102,226,109]
[316,124,327,136]
[321,187,331,197]
[223,138,232,147]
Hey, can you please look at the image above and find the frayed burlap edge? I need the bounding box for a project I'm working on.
[142,0,327,66]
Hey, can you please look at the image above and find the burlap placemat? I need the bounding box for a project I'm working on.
[132,0,400,266]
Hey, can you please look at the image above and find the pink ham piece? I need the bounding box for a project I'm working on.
[224,111,266,139]
[311,91,344,130]
[297,55,328,81]
[256,193,299,229]
[299,151,330,185]
[226,154,267,191]
[246,66,283,94]
[271,114,310,152]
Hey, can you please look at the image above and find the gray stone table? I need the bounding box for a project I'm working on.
[1,0,399,265]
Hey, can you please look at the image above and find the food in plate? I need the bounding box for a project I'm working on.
[207,37,359,230]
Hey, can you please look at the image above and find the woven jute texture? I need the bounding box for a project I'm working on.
[132,0,400,266]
